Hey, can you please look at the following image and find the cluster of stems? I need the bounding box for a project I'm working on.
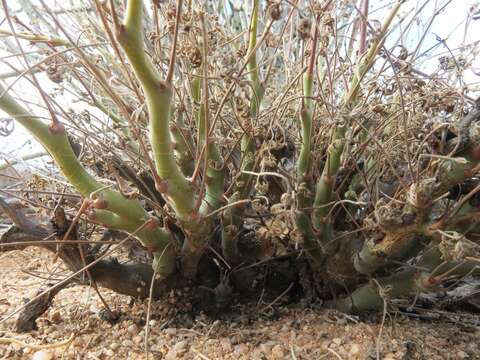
[221,0,264,264]
[296,1,403,265]
[1,0,479,314]
[0,0,263,279]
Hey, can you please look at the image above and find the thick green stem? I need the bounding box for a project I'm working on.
[191,66,224,214]
[0,87,96,195]
[201,154,224,214]
[92,209,176,276]
[171,109,195,176]
[296,210,324,268]
[237,0,263,191]
[296,73,313,178]
[335,269,417,313]
[177,15,225,278]
[335,246,480,313]
[312,1,402,253]
[191,73,205,155]
[117,0,195,219]
[312,125,346,254]
[296,18,318,179]
[354,153,479,275]
[353,111,480,275]
[221,0,263,263]
[179,218,211,277]
[246,0,263,118]
[0,84,175,277]
[295,22,323,266]
[313,126,347,225]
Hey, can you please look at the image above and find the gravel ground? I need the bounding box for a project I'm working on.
[1,248,479,360]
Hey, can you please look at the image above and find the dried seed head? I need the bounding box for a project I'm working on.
[280,192,293,206]
[147,31,158,42]
[255,179,269,194]
[45,53,69,83]
[46,64,64,83]
[152,0,164,8]
[374,199,404,229]
[236,45,246,59]
[265,33,279,48]
[166,4,176,20]
[322,14,334,29]
[267,2,282,21]
[407,178,437,208]
[181,11,193,32]
[438,231,479,261]
[234,96,250,120]
[298,18,312,40]
[186,46,202,68]
[470,121,480,146]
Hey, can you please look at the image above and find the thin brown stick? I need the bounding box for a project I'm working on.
[166,0,183,84]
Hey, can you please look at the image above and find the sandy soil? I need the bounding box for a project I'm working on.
[1,248,479,360]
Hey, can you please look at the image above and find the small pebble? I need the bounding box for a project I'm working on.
[260,342,274,353]
[350,344,361,355]
[133,335,143,344]
[252,348,264,358]
[32,350,54,360]
[50,311,62,323]
[164,328,177,336]
[127,324,138,336]
[122,339,133,347]
[383,353,396,360]
[174,340,188,353]
[165,348,177,360]
[332,337,342,346]
[43,326,55,335]
[9,342,21,351]
[234,343,249,354]
[104,349,114,357]
[220,337,232,352]
[271,344,285,359]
